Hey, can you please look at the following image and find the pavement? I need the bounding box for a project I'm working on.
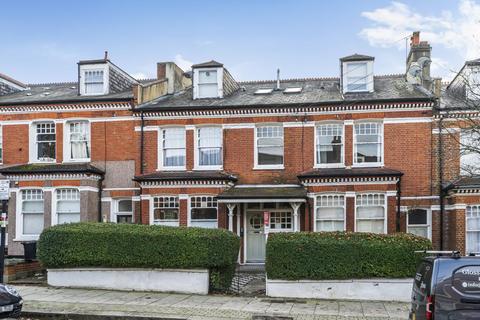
[15,285,410,320]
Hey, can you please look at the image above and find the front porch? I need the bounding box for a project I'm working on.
[218,185,307,264]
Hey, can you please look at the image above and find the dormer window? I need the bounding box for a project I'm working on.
[192,60,226,99]
[79,63,109,96]
[346,63,368,92]
[84,70,104,94]
[198,70,218,98]
[340,54,374,94]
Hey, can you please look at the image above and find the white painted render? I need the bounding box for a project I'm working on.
[47,268,210,295]
[266,278,413,302]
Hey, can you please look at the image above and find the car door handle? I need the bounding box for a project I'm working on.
[461,298,480,304]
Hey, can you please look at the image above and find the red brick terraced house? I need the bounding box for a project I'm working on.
[0,55,146,255]
[132,34,443,264]
[0,32,478,263]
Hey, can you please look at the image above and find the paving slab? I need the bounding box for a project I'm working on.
[15,285,410,320]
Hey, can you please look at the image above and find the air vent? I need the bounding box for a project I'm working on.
[283,87,303,94]
[254,88,274,95]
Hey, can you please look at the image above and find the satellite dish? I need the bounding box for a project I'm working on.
[407,57,431,85]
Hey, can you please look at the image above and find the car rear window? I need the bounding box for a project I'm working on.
[414,261,433,294]
[453,265,480,294]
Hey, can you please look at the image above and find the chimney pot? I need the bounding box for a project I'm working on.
[411,31,420,47]
[104,51,109,60]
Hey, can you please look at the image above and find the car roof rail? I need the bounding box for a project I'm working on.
[468,252,480,257]
[415,250,461,258]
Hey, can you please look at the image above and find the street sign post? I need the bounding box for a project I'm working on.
[0,180,10,284]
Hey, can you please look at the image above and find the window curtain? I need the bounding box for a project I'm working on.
[163,128,185,167]
[356,206,384,233]
[198,127,222,166]
[70,122,90,159]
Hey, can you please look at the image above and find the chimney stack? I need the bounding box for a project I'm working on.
[104,51,109,60]
[406,31,432,90]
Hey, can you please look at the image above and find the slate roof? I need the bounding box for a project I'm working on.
[444,176,480,190]
[340,54,375,62]
[466,58,480,66]
[0,73,27,88]
[298,167,403,179]
[0,82,134,105]
[136,75,432,111]
[192,60,224,68]
[134,171,237,182]
[0,163,104,175]
[218,185,307,200]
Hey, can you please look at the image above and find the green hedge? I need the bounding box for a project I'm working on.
[38,223,240,291]
[266,232,431,280]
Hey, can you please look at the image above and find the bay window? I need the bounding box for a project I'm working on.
[115,199,133,223]
[356,193,386,233]
[197,127,222,168]
[316,123,343,166]
[160,127,185,169]
[256,125,284,167]
[316,194,345,231]
[66,121,90,161]
[190,196,217,228]
[56,189,80,224]
[21,189,44,236]
[467,205,480,254]
[153,196,179,226]
[407,208,431,239]
[34,122,56,162]
[354,122,383,165]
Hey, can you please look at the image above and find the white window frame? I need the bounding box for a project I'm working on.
[193,67,223,99]
[194,126,223,170]
[354,193,387,234]
[353,121,384,167]
[314,194,346,232]
[189,195,218,228]
[460,129,480,175]
[342,61,374,93]
[16,188,44,241]
[466,205,480,254]
[113,198,134,223]
[314,122,345,168]
[158,127,186,171]
[79,64,109,96]
[52,188,81,226]
[254,124,284,170]
[63,120,91,163]
[406,208,432,240]
[151,196,179,226]
[29,121,56,163]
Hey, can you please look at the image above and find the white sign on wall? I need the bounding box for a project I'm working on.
[0,180,10,201]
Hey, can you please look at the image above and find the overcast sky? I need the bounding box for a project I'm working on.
[1,0,479,84]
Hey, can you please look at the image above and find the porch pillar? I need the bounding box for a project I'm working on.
[226,203,236,232]
[290,202,302,232]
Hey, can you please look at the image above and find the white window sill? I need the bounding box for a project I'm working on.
[313,164,345,169]
[193,166,223,171]
[63,159,91,164]
[157,167,186,171]
[351,163,384,168]
[14,236,39,242]
[253,165,285,170]
[29,160,56,164]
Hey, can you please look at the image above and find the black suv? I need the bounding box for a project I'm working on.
[410,251,480,320]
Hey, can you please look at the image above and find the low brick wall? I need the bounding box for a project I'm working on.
[5,260,43,283]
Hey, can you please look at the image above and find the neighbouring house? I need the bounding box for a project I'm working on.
[0,54,191,256]
[0,31,478,263]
